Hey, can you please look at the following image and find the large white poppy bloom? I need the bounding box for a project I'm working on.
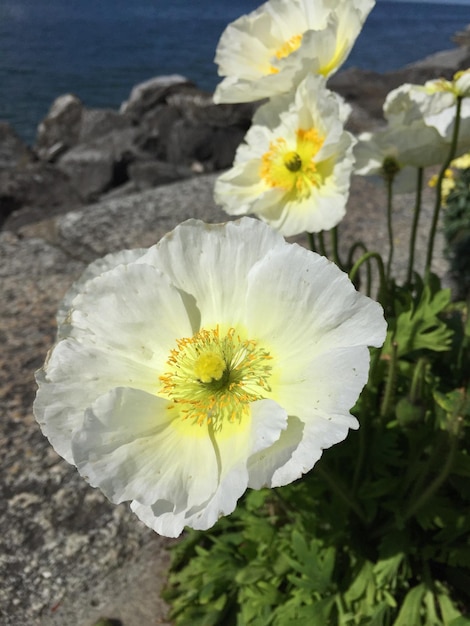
[213,0,375,103]
[215,76,356,236]
[34,218,386,537]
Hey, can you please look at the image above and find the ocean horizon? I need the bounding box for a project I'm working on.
[1,0,469,144]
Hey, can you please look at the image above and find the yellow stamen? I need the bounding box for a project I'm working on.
[160,326,272,429]
[260,127,325,198]
[269,34,302,74]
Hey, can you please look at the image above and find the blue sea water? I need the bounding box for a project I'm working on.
[0,0,469,143]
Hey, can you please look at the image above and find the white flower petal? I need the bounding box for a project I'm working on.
[57,248,147,330]
[130,398,288,536]
[244,243,386,368]
[137,218,286,328]
[72,387,219,509]
[35,263,194,463]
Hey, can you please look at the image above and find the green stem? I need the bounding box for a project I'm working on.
[380,340,398,419]
[386,177,394,282]
[331,226,342,268]
[425,96,463,282]
[318,231,328,257]
[402,431,459,522]
[316,463,367,523]
[409,356,427,404]
[406,167,424,284]
[307,232,316,253]
[349,251,387,303]
[347,242,368,270]
[352,417,367,496]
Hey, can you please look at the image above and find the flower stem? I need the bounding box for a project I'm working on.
[347,242,368,269]
[380,340,398,419]
[425,96,463,282]
[349,251,386,302]
[318,231,328,257]
[316,463,367,523]
[307,232,316,253]
[331,226,342,268]
[402,430,459,522]
[406,167,423,284]
[385,177,394,282]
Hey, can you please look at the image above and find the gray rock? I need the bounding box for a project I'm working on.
[55,172,225,262]
[35,94,84,161]
[57,127,141,200]
[128,159,194,189]
[120,74,195,119]
[78,107,135,144]
[0,122,34,168]
[0,162,82,229]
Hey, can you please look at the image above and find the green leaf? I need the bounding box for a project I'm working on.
[385,286,453,357]
[437,592,461,624]
[393,584,426,626]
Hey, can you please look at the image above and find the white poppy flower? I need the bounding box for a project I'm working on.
[213,0,375,103]
[454,69,470,98]
[34,218,386,537]
[215,75,356,236]
[384,81,470,156]
[354,124,452,192]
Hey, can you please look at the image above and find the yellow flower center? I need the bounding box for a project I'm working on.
[269,34,302,74]
[159,326,272,429]
[260,128,325,198]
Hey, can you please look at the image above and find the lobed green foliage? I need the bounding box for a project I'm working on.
[164,276,470,625]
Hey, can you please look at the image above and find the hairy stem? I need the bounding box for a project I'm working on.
[406,167,424,284]
[425,96,463,281]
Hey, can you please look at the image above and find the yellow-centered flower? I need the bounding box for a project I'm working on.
[215,75,356,236]
[34,218,386,537]
[214,0,376,103]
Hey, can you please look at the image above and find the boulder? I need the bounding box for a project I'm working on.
[0,163,82,229]
[0,122,34,168]
[57,127,142,200]
[127,159,194,190]
[120,74,196,119]
[35,94,84,161]
[78,107,135,143]
[146,90,255,169]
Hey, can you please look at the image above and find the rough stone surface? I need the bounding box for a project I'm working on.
[0,162,83,229]
[0,122,34,168]
[119,74,195,119]
[35,94,84,161]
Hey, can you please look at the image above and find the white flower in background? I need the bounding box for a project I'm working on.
[213,0,375,103]
[34,218,386,538]
[454,69,470,98]
[354,124,452,192]
[215,75,355,236]
[384,79,470,156]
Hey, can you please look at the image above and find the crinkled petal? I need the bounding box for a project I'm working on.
[34,263,194,463]
[244,243,386,372]
[137,218,286,329]
[72,387,219,509]
[57,248,147,330]
[129,398,288,536]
